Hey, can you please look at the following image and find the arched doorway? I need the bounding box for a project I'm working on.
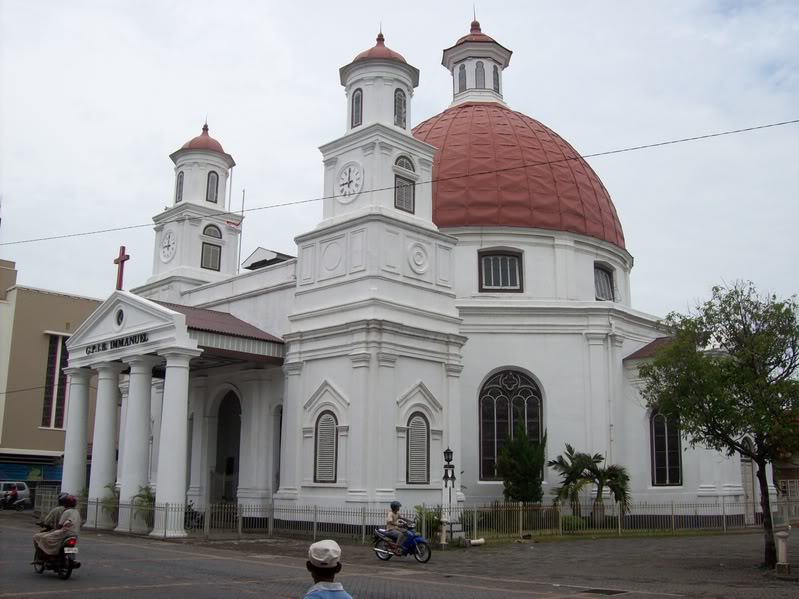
[741,437,758,525]
[212,392,241,503]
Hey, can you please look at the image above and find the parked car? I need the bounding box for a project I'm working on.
[0,481,31,502]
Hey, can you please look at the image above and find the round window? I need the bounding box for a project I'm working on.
[115,309,124,326]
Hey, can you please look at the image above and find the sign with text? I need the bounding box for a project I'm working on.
[85,333,149,355]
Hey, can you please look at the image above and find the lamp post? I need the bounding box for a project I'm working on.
[443,447,455,547]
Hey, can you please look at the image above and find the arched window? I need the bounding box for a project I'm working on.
[351,88,363,128]
[206,171,219,203]
[479,370,542,480]
[406,412,430,484]
[651,412,682,486]
[594,264,615,301]
[458,64,466,93]
[394,155,415,214]
[203,225,222,238]
[175,172,184,202]
[475,61,486,88]
[394,89,407,129]
[314,411,338,483]
[493,65,500,93]
[479,251,522,292]
[201,242,221,271]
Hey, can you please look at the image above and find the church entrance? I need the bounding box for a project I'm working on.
[212,392,241,504]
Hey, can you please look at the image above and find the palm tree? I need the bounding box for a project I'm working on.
[548,445,631,521]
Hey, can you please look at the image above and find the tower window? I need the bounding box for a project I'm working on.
[594,264,615,301]
[479,251,522,292]
[406,412,430,484]
[41,335,68,429]
[395,155,415,172]
[394,157,415,214]
[493,65,500,93]
[351,88,363,128]
[475,61,485,89]
[203,224,222,239]
[175,172,184,202]
[201,242,221,271]
[458,64,466,93]
[314,411,338,483]
[206,171,219,203]
[394,88,407,129]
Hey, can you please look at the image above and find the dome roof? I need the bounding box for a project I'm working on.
[353,32,407,64]
[455,20,496,44]
[181,123,226,154]
[412,102,625,249]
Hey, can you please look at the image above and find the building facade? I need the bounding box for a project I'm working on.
[58,23,769,536]
[0,259,101,487]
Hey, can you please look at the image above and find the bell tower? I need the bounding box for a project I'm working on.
[317,32,437,230]
[132,124,242,302]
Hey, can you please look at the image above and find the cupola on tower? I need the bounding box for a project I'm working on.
[136,124,243,301]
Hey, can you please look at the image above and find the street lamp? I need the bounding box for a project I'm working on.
[443,448,456,545]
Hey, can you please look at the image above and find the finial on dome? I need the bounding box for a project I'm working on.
[201,122,209,135]
[470,19,481,34]
[376,31,385,46]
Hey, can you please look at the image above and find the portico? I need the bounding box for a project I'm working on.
[63,290,284,537]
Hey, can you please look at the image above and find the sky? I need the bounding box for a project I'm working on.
[0,0,797,318]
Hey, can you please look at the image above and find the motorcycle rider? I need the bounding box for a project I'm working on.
[33,495,81,562]
[2,483,19,508]
[40,493,69,530]
[385,501,409,553]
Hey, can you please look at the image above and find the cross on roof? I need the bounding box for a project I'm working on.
[114,246,130,291]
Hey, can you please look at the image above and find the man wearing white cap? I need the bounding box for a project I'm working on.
[304,539,353,598]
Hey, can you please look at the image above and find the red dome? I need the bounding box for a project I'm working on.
[412,102,625,249]
[455,20,496,45]
[353,32,407,64]
[181,124,226,154]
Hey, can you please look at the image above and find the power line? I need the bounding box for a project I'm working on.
[1,117,797,248]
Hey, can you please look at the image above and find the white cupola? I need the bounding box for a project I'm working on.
[169,123,235,209]
[442,20,512,106]
[338,32,419,135]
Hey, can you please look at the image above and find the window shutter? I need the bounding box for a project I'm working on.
[207,172,219,203]
[493,65,500,93]
[458,64,466,93]
[315,413,337,482]
[594,266,614,300]
[475,61,485,88]
[351,89,363,128]
[394,89,407,129]
[407,415,429,484]
[394,176,414,213]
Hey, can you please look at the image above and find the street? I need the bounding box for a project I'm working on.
[1,512,796,598]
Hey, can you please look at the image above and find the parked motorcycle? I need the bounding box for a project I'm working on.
[184,501,205,529]
[0,494,26,511]
[32,535,81,579]
[373,521,431,563]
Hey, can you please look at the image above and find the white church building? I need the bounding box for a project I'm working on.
[59,22,761,535]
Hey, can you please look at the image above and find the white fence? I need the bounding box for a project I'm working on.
[34,489,799,543]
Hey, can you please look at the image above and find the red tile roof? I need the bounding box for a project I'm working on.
[155,301,284,344]
[412,102,626,249]
[624,337,672,361]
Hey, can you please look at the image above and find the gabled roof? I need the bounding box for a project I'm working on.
[154,301,283,344]
[624,337,672,361]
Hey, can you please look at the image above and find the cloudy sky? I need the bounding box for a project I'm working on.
[0,0,797,317]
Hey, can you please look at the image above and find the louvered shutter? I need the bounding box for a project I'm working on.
[315,413,337,483]
[407,414,429,484]
[394,176,415,213]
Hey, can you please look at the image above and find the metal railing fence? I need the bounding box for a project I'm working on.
[32,488,798,544]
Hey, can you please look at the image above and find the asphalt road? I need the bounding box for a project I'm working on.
[1,512,796,598]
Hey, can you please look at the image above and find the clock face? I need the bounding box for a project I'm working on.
[160,230,177,263]
[337,163,363,201]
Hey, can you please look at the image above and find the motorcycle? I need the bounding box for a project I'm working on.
[32,535,81,579]
[373,521,432,563]
[0,494,26,511]
[184,501,205,530]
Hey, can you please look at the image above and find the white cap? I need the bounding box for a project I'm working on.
[308,540,342,568]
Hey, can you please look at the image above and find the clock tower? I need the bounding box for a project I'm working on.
[133,124,242,302]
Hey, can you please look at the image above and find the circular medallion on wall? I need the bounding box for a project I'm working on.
[336,162,363,203]
[407,242,429,275]
[322,241,343,272]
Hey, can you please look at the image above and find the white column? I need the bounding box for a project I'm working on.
[187,377,207,507]
[151,349,199,538]
[86,362,124,529]
[275,362,303,501]
[446,363,464,503]
[61,368,92,494]
[116,377,129,489]
[116,355,160,533]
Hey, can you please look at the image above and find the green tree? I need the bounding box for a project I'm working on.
[496,424,547,503]
[548,446,631,520]
[638,282,799,568]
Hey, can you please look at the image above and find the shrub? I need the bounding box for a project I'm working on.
[561,515,586,531]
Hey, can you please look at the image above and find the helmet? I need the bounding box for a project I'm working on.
[390,501,402,511]
[63,495,77,508]
[57,492,69,506]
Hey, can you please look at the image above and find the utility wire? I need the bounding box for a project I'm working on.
[1,118,797,248]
